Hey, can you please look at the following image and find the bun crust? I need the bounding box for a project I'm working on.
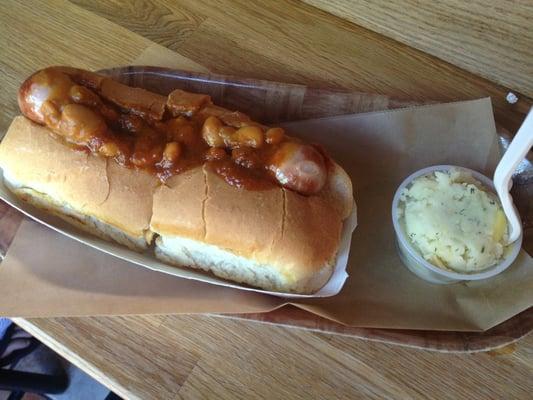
[150,165,344,292]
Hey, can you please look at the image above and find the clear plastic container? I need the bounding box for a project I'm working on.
[391,165,523,284]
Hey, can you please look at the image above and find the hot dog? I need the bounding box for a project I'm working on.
[1,67,354,293]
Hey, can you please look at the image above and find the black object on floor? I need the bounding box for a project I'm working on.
[0,369,68,394]
[0,325,40,369]
[0,324,68,396]
[1,323,115,399]
[104,392,123,400]
[6,391,24,400]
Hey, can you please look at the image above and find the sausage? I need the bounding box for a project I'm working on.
[17,66,329,195]
[269,142,327,195]
[17,67,187,168]
[99,78,166,121]
[18,68,123,157]
[19,67,167,123]
[18,69,70,124]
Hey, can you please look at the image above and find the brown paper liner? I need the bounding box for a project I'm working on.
[0,47,531,351]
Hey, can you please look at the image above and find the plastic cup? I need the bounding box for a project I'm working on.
[391,165,523,284]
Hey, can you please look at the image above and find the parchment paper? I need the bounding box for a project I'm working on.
[0,98,531,330]
[282,99,533,330]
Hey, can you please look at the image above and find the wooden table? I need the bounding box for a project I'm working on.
[1,1,532,398]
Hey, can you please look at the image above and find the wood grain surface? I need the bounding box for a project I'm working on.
[1,0,532,398]
[12,316,533,400]
[304,0,533,98]
[1,0,531,134]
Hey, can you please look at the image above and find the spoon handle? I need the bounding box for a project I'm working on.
[494,107,533,243]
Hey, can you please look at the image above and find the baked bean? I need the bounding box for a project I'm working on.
[159,117,196,145]
[202,116,224,147]
[60,104,107,142]
[233,126,264,148]
[219,126,236,146]
[265,127,284,145]
[99,142,120,157]
[219,111,252,128]
[163,142,181,162]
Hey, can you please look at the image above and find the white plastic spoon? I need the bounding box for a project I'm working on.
[493,106,533,244]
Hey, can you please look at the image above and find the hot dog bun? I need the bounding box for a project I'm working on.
[0,116,353,293]
[151,165,344,293]
[0,116,158,251]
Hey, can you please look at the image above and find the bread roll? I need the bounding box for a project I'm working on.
[0,117,158,251]
[0,116,353,293]
[151,165,344,293]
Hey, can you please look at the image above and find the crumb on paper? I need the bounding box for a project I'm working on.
[506,92,518,104]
